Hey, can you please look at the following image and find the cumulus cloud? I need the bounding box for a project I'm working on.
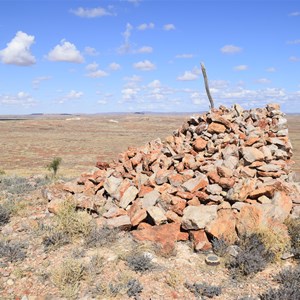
[57,90,84,104]
[84,46,99,56]
[135,46,153,53]
[124,75,142,84]
[108,62,121,71]
[133,60,156,71]
[0,31,36,66]
[47,40,84,63]
[0,91,36,106]
[85,62,108,77]
[137,23,154,30]
[32,76,51,89]
[163,24,175,31]
[177,71,198,81]
[234,65,248,71]
[175,54,194,59]
[289,56,300,62]
[221,44,242,54]
[70,6,115,18]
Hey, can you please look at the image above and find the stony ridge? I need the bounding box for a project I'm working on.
[45,103,300,254]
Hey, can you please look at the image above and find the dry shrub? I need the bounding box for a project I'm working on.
[51,258,85,298]
[54,200,94,238]
[284,217,300,258]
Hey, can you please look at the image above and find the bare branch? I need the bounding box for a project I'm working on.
[201,62,215,109]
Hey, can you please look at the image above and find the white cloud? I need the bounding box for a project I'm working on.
[0,31,36,66]
[118,23,133,54]
[177,71,198,81]
[289,56,300,62]
[175,54,194,58]
[136,46,153,53]
[86,62,99,71]
[122,87,140,101]
[86,70,108,78]
[148,79,161,88]
[266,67,276,72]
[133,60,156,71]
[190,92,207,105]
[137,23,154,30]
[0,91,36,106]
[289,11,300,16]
[256,78,271,84]
[57,90,84,104]
[70,7,114,18]
[163,24,175,31]
[221,44,242,54]
[124,75,142,84]
[97,93,112,105]
[32,76,51,89]
[234,65,248,71]
[84,46,99,56]
[108,62,121,71]
[47,40,84,63]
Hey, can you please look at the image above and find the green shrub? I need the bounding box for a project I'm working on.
[47,157,62,178]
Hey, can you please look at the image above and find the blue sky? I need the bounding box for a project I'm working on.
[0,0,299,114]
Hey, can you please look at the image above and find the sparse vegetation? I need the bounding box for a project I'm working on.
[51,258,85,298]
[0,204,11,227]
[126,252,155,273]
[54,200,94,238]
[185,281,222,298]
[127,279,143,298]
[47,157,62,178]
[259,265,300,300]
[0,240,27,262]
[212,237,229,257]
[85,226,119,248]
[226,233,275,278]
[285,217,300,258]
[0,169,5,175]
[42,230,70,251]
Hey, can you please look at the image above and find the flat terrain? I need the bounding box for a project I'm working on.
[0,113,300,179]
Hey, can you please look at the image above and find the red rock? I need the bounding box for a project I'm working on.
[131,152,143,167]
[63,182,85,194]
[249,184,275,199]
[193,137,207,151]
[132,222,182,256]
[207,171,220,184]
[170,196,187,216]
[176,191,194,200]
[189,230,212,251]
[168,173,184,187]
[217,166,233,178]
[206,209,238,244]
[208,122,226,134]
[177,232,189,241]
[227,178,256,202]
[219,177,235,189]
[241,147,264,163]
[175,161,184,172]
[96,161,110,170]
[182,174,208,193]
[105,215,132,231]
[165,210,181,223]
[187,197,201,206]
[245,137,260,146]
[138,185,153,198]
[236,205,263,236]
[137,222,152,230]
[194,191,209,201]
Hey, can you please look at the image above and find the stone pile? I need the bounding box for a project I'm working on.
[46,103,300,254]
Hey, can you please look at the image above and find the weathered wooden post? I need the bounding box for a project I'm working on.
[201,63,215,109]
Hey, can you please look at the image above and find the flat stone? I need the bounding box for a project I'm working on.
[190,230,212,251]
[105,215,132,231]
[206,184,222,195]
[241,147,264,163]
[227,178,256,202]
[141,190,161,208]
[147,206,167,225]
[119,186,139,209]
[193,137,207,151]
[208,122,226,134]
[181,205,218,230]
[182,174,208,193]
[103,176,123,196]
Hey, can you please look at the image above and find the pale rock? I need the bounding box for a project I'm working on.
[119,186,139,209]
[182,174,208,193]
[206,184,222,195]
[103,176,123,196]
[141,190,161,208]
[147,206,167,225]
[105,215,132,230]
[181,205,218,230]
[241,147,264,163]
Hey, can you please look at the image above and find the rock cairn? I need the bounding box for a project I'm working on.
[47,103,300,254]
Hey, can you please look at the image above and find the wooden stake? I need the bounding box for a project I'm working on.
[201,63,215,109]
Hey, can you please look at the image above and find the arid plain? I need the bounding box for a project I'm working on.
[0,113,300,179]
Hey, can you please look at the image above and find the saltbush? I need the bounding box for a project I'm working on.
[185,282,222,298]
[0,240,26,262]
[0,204,11,227]
[126,252,154,273]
